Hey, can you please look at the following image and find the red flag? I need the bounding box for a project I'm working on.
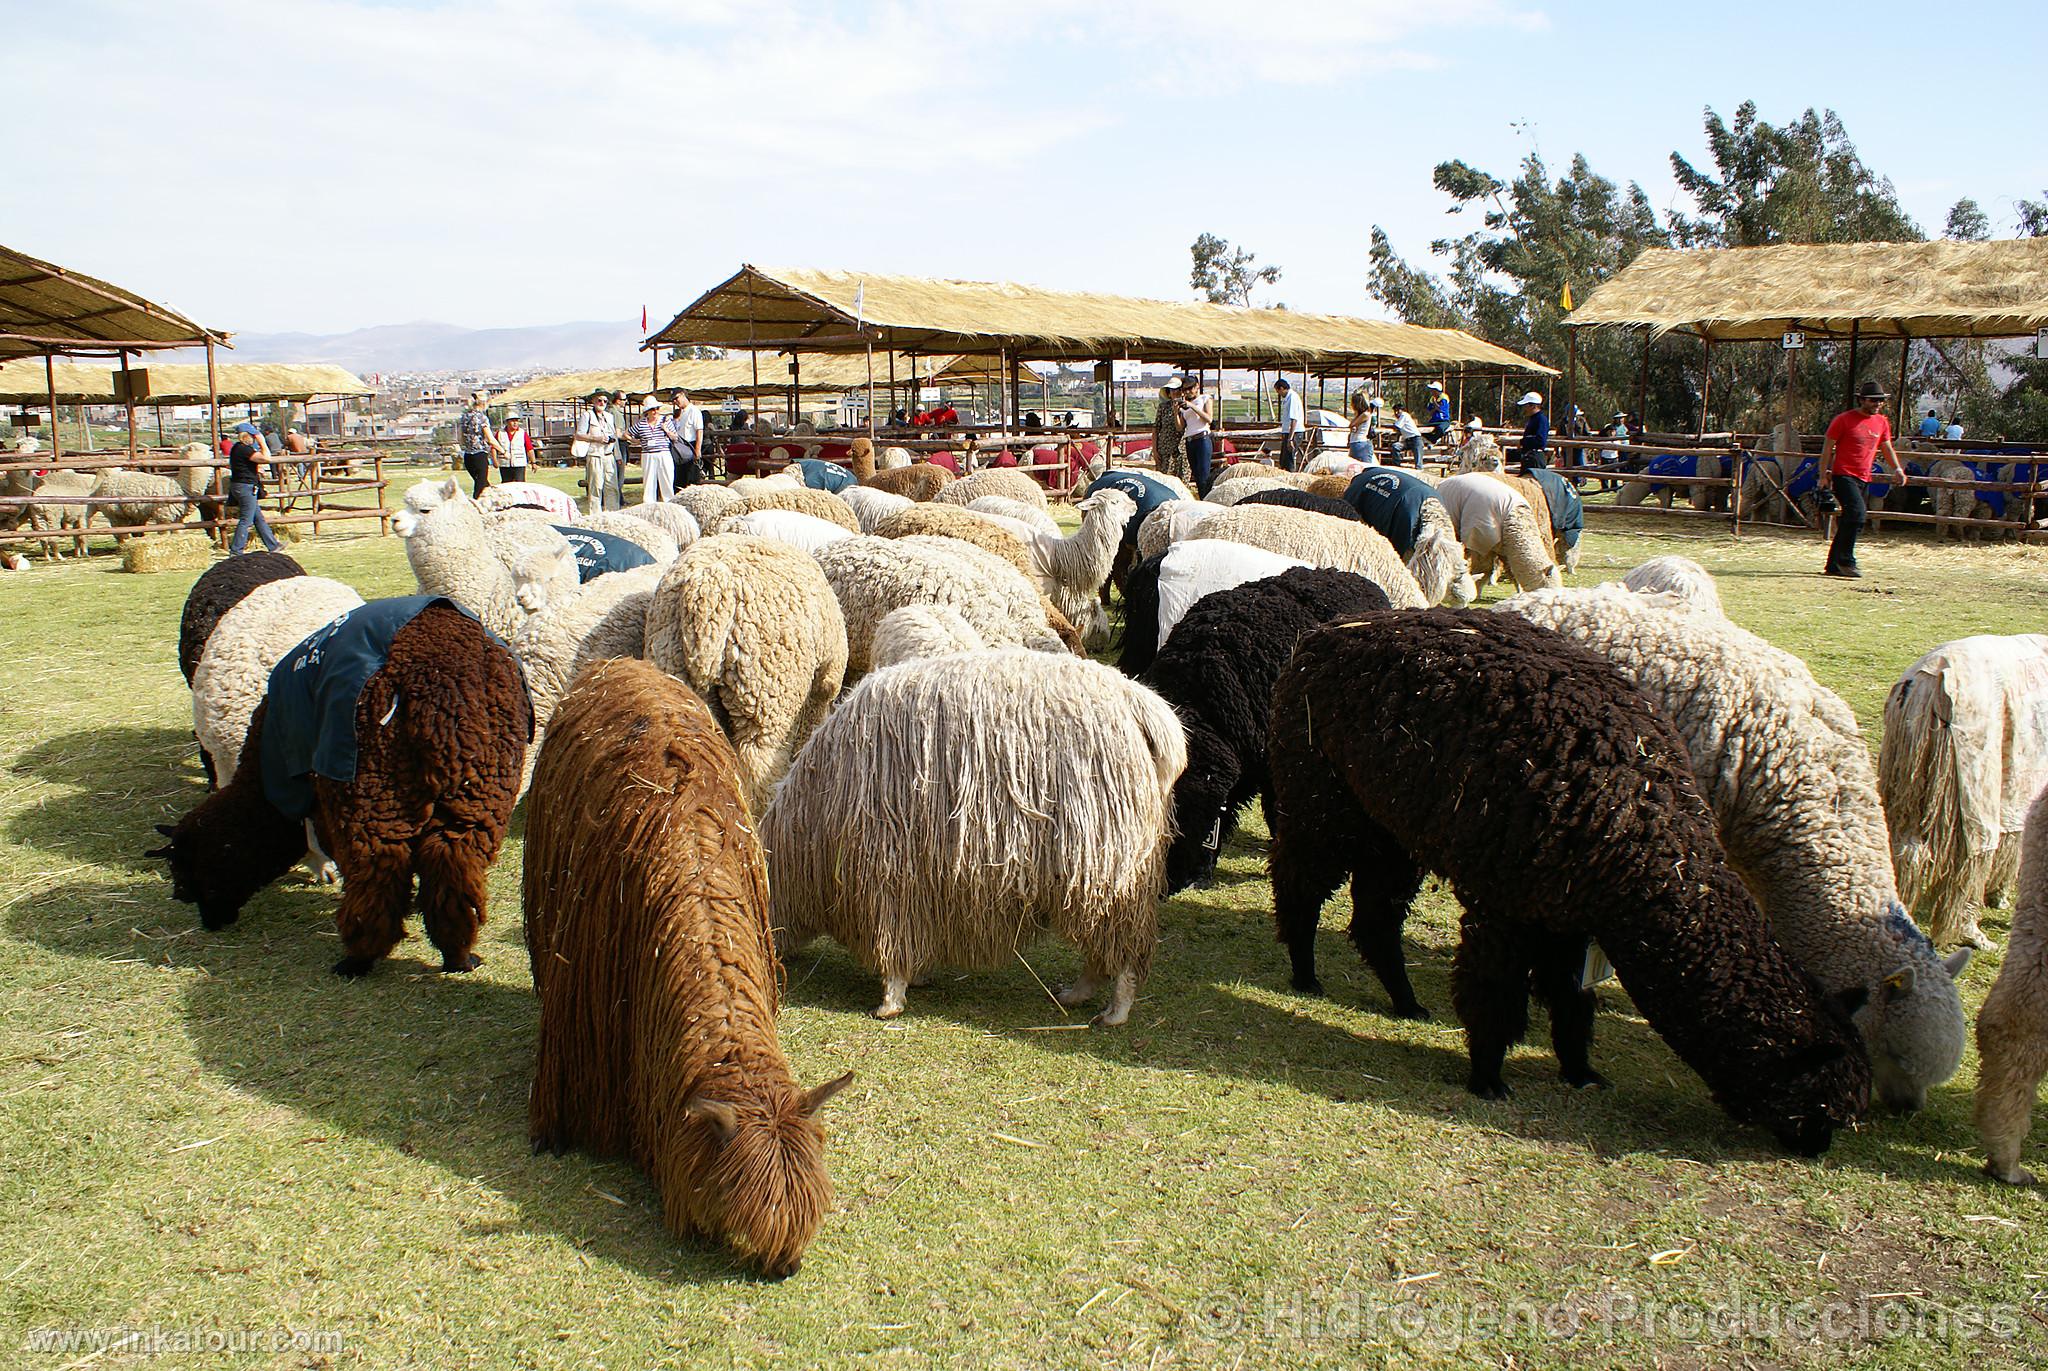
[641,305,648,332]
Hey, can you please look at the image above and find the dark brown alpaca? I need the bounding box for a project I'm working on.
[524,658,853,1278]
[151,601,529,976]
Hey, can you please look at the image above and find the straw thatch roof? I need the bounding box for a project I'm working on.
[647,265,1554,374]
[1566,240,2048,342]
[0,359,371,405]
[0,243,227,362]
[491,352,1016,405]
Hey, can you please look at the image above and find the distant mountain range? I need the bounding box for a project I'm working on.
[165,320,648,374]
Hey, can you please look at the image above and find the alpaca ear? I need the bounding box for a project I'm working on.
[683,1096,740,1143]
[799,1071,855,1117]
[1943,947,1974,979]
[1879,966,1915,1001]
[154,823,175,837]
[439,477,460,500]
[144,844,173,860]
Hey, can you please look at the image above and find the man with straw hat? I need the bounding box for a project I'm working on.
[575,389,620,513]
[1817,378,1908,579]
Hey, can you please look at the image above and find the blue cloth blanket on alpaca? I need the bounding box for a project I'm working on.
[259,595,483,820]
[551,525,654,581]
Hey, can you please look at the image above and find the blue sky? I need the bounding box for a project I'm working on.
[7,0,2045,339]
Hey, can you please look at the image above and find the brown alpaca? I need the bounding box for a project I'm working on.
[525,658,854,1276]
[1302,473,1356,502]
[1483,471,1561,564]
[851,437,953,502]
[870,505,1084,654]
[150,602,529,976]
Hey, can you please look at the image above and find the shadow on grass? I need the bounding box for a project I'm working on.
[777,873,1971,1181]
[7,724,208,871]
[5,873,757,1287]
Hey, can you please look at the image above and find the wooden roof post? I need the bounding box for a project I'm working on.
[44,353,60,462]
[119,349,137,457]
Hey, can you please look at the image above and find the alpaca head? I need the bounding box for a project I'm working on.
[1162,723,1240,893]
[145,801,300,934]
[391,477,463,539]
[1078,487,1137,538]
[1729,980,1872,1156]
[681,1071,854,1277]
[1856,906,1972,1113]
[513,544,577,614]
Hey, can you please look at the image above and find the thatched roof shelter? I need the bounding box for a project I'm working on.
[647,265,1553,374]
[492,352,1015,405]
[1567,240,2048,342]
[0,359,370,406]
[0,243,227,361]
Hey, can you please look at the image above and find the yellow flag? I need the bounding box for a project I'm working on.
[1559,282,1574,312]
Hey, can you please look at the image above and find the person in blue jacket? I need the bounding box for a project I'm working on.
[1515,392,1550,471]
[1424,381,1453,444]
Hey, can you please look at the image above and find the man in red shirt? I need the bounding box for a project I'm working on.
[1818,379,1908,578]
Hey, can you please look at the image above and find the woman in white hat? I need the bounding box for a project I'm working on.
[631,396,674,504]
[1515,391,1550,472]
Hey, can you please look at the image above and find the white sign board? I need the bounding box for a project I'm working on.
[844,392,868,410]
[2037,327,2048,360]
[721,396,743,413]
[1781,331,1805,351]
[1110,359,1142,383]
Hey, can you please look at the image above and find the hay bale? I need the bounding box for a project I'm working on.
[122,533,215,575]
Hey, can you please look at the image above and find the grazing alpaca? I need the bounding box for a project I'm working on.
[1975,787,2048,1183]
[1267,609,1870,1153]
[152,599,530,977]
[763,649,1186,1025]
[525,659,854,1275]
[177,551,306,685]
[1141,568,1390,891]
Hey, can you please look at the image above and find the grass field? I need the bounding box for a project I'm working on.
[5,469,2048,1367]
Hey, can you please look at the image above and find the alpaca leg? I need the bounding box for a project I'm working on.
[1452,908,1534,1100]
[1346,826,1427,1019]
[415,826,490,973]
[1533,934,1607,1089]
[1055,965,1101,1009]
[1976,974,2048,1184]
[302,819,340,886]
[874,975,909,1019]
[1092,970,1139,1028]
[331,844,414,978]
[1271,819,1357,997]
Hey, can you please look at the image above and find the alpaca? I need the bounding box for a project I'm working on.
[1168,504,1427,609]
[1618,555,1721,613]
[1233,488,1361,522]
[643,535,849,814]
[177,550,305,685]
[152,599,530,976]
[1142,568,1391,891]
[1117,541,1309,677]
[391,477,577,639]
[814,534,1066,676]
[1267,609,1871,1153]
[870,604,988,668]
[191,576,367,785]
[838,485,914,533]
[1974,786,2048,1183]
[511,562,663,736]
[934,468,1049,509]
[524,659,854,1274]
[1432,472,1559,592]
[851,437,953,501]
[762,649,1187,1025]
[1504,584,1972,1112]
[1339,466,1476,609]
[1881,634,2048,947]
[1134,499,1224,563]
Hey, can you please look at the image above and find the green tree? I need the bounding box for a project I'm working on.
[1190,233,1281,307]
[1668,103,1920,247]
[1945,197,1992,242]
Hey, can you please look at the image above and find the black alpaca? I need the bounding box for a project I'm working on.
[1140,567,1389,891]
[1266,608,1870,1154]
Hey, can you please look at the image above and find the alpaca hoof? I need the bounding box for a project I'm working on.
[873,1001,904,1019]
[1985,1160,2036,1186]
[1054,982,1096,1008]
[1468,1078,1512,1101]
[1289,975,1325,997]
[1389,1001,1430,1022]
[331,956,374,980]
[1562,1069,1611,1091]
[441,952,482,973]
[1089,1005,1128,1029]
[311,860,340,887]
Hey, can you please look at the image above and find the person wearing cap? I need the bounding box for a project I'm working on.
[1817,379,1908,578]
[576,390,620,513]
[1273,378,1304,471]
[1424,381,1453,444]
[630,396,674,504]
[1175,377,1216,495]
[663,389,706,488]
[1391,406,1424,467]
[456,392,501,497]
[226,421,281,555]
[1345,390,1379,467]
[1514,392,1550,471]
